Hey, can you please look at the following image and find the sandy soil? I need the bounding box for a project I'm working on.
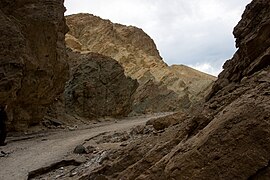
[0,113,171,180]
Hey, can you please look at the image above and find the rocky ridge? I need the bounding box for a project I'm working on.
[65,14,216,113]
[72,0,270,179]
[0,0,69,131]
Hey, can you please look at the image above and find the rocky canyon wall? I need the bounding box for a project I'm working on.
[0,0,69,131]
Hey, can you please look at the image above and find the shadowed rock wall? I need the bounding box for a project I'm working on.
[0,0,69,131]
[64,50,138,119]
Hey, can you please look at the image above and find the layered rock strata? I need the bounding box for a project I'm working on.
[65,14,216,114]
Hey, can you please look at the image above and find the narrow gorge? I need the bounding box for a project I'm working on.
[0,0,269,179]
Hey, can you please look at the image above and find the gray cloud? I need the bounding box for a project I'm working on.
[64,0,252,76]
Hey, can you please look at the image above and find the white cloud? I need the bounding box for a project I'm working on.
[190,63,222,77]
[64,0,252,76]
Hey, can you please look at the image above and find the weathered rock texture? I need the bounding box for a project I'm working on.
[78,0,270,179]
[0,0,69,131]
[64,50,138,119]
[65,14,216,114]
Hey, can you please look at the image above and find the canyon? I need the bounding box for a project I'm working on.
[0,0,269,179]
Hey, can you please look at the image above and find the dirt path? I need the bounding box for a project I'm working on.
[0,113,170,180]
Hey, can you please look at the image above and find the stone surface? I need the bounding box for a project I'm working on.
[0,0,69,131]
[64,50,138,119]
[65,14,216,114]
[77,0,270,179]
[131,80,186,114]
[146,112,187,131]
[73,145,87,154]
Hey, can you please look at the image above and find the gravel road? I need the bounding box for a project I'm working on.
[0,113,171,180]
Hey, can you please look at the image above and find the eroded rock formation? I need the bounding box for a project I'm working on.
[77,0,270,179]
[65,14,216,114]
[0,0,69,131]
[64,50,138,119]
[46,49,138,125]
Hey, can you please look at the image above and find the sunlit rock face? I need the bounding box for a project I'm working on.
[65,13,216,114]
[0,0,69,131]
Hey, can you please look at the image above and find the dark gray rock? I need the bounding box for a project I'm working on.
[65,51,138,119]
[73,145,86,154]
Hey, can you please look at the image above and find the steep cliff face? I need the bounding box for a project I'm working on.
[0,0,69,131]
[65,14,216,114]
[78,0,270,179]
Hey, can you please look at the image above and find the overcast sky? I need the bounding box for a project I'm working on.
[64,0,252,76]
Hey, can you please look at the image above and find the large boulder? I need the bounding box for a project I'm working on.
[64,50,138,119]
[0,0,69,131]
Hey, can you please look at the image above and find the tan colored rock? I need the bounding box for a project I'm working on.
[65,14,216,114]
[65,34,82,51]
[0,0,69,131]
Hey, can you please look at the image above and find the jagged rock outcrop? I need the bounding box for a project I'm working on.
[64,50,138,119]
[65,14,216,114]
[77,0,270,179]
[46,49,138,124]
[0,0,69,131]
